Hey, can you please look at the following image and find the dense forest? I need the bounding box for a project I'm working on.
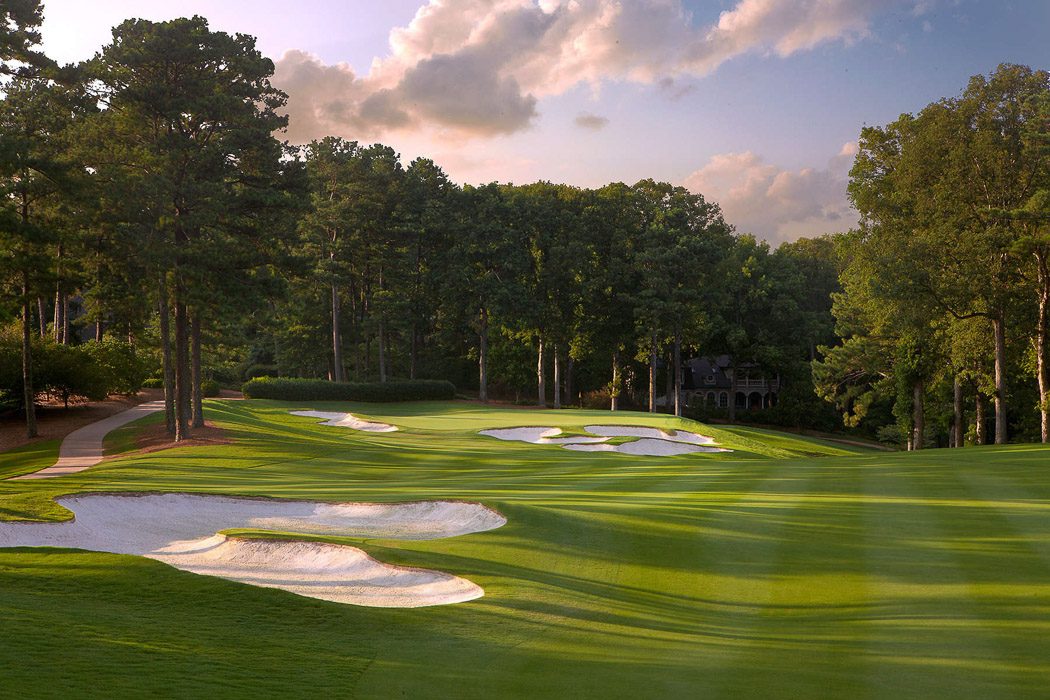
[1,6,1049,450]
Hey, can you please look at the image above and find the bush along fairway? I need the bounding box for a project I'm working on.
[2,399,1050,698]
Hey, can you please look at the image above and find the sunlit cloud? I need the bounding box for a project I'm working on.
[683,143,859,245]
[273,0,929,142]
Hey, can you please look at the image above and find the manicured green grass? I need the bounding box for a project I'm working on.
[2,400,1049,697]
[102,410,165,456]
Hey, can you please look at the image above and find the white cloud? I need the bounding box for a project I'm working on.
[683,144,859,244]
[273,0,922,141]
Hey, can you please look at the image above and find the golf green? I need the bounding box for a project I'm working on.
[2,399,1049,698]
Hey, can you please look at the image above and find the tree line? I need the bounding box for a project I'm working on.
[0,11,838,442]
[814,64,1050,448]
[5,7,1047,449]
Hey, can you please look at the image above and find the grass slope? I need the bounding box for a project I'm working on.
[1,400,1048,698]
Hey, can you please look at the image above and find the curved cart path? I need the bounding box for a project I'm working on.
[9,400,166,481]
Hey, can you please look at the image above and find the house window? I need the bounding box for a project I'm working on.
[706,391,716,405]
[705,375,715,385]
[718,392,728,408]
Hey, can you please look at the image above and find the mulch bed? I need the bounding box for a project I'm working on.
[110,419,234,458]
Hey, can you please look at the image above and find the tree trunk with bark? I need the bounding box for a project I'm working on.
[1036,251,1050,442]
[975,390,986,445]
[158,274,175,435]
[331,282,343,382]
[378,318,387,382]
[912,378,924,450]
[410,322,417,380]
[478,307,489,402]
[21,270,37,439]
[566,354,574,408]
[611,349,620,411]
[664,351,673,414]
[37,298,46,338]
[954,376,964,448]
[173,293,191,442]
[537,333,546,407]
[191,312,204,429]
[553,344,561,409]
[53,244,63,343]
[648,332,657,412]
[992,316,1007,444]
[61,294,70,344]
[674,325,682,417]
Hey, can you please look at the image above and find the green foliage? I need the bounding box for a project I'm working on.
[200,379,221,397]
[241,378,456,402]
[80,339,150,396]
[0,332,147,404]
[141,377,164,389]
[244,364,279,381]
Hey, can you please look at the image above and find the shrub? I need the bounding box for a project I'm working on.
[142,377,165,389]
[244,364,279,381]
[81,339,151,396]
[241,378,456,402]
[201,379,221,397]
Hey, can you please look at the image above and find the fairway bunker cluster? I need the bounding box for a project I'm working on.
[0,493,505,607]
[479,426,731,456]
[289,410,398,432]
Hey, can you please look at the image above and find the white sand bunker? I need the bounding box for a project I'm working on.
[290,410,398,432]
[0,492,505,607]
[480,425,731,456]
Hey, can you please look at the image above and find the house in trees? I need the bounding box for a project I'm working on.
[683,356,779,410]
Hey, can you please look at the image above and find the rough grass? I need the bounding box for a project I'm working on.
[1,400,1049,697]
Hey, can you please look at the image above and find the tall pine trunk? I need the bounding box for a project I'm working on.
[611,349,620,411]
[173,291,191,442]
[378,318,387,382]
[53,244,63,343]
[191,312,204,429]
[410,322,417,380]
[648,332,657,412]
[673,324,682,417]
[53,289,63,342]
[478,307,489,402]
[566,354,574,408]
[664,351,673,414]
[331,282,343,382]
[1036,250,1049,442]
[158,274,175,435]
[537,333,546,407]
[553,344,561,409]
[992,316,1007,444]
[37,298,46,337]
[21,270,37,439]
[975,391,986,445]
[62,295,70,344]
[954,376,964,448]
[912,378,924,450]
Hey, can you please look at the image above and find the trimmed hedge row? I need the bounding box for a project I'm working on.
[241,377,456,402]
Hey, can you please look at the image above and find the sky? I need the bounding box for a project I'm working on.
[35,0,1050,245]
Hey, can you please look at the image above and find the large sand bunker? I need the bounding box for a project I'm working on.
[290,410,398,432]
[480,425,731,455]
[0,492,505,607]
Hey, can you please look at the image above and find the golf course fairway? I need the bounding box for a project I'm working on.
[2,399,1050,698]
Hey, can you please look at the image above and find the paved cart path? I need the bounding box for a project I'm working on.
[9,400,166,480]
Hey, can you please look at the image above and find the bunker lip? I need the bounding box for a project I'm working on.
[479,425,731,455]
[0,492,505,607]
